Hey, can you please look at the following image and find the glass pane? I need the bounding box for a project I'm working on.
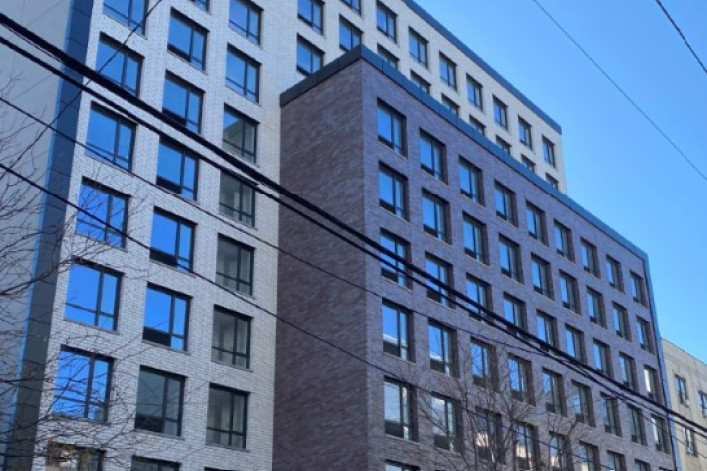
[144,288,171,331]
[151,213,177,255]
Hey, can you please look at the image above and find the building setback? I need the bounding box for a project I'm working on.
[275,48,675,471]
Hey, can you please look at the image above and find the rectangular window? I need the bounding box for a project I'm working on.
[559,271,579,312]
[644,366,660,402]
[613,303,630,340]
[339,17,361,51]
[580,239,599,276]
[65,263,120,330]
[376,2,397,41]
[149,209,194,271]
[226,48,260,102]
[593,340,612,377]
[378,165,407,218]
[522,156,536,173]
[441,95,459,116]
[547,174,559,189]
[409,29,427,66]
[380,230,410,288]
[189,0,209,11]
[601,394,621,436]
[587,288,605,326]
[496,136,511,155]
[635,461,650,471]
[298,0,323,33]
[384,379,413,439]
[554,221,573,260]
[429,322,455,375]
[651,415,669,453]
[504,295,527,332]
[466,275,491,318]
[631,272,647,305]
[518,118,532,149]
[619,353,637,390]
[212,307,251,369]
[629,405,646,445]
[684,427,697,456]
[135,367,184,435]
[216,235,254,295]
[549,433,569,471]
[526,203,546,244]
[431,395,458,451]
[422,191,449,242]
[608,452,626,471]
[168,11,207,70]
[439,53,457,89]
[469,115,486,135]
[207,385,248,448]
[223,106,258,162]
[459,158,483,203]
[514,422,537,470]
[495,182,517,224]
[543,369,566,415]
[382,301,412,361]
[606,256,624,291]
[143,285,189,350]
[377,101,406,154]
[571,381,594,426]
[675,375,688,405]
[45,444,103,471]
[342,0,361,14]
[499,236,522,282]
[579,443,600,471]
[229,0,261,44]
[420,131,446,181]
[219,172,256,226]
[104,0,146,33]
[637,317,654,352]
[699,391,706,417]
[97,34,141,95]
[508,356,532,403]
[163,74,202,132]
[565,325,586,363]
[471,338,496,388]
[531,255,552,298]
[493,97,508,129]
[474,408,503,462]
[86,105,135,169]
[77,181,127,247]
[467,76,483,109]
[463,215,487,263]
[131,457,179,471]
[385,463,417,471]
[54,348,111,421]
[537,311,557,347]
[377,45,399,69]
[543,137,556,167]
[157,140,198,199]
[410,72,430,94]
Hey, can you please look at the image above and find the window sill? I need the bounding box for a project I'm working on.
[148,258,196,278]
[380,275,413,292]
[167,50,207,76]
[211,359,252,373]
[205,442,249,453]
[63,317,119,335]
[141,339,190,355]
[379,206,410,224]
[74,230,128,253]
[135,428,184,441]
[377,139,407,159]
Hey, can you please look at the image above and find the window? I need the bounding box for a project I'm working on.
[382,301,412,360]
[77,181,127,246]
[593,340,612,377]
[219,172,255,225]
[504,295,527,332]
[189,0,209,11]
[608,452,626,471]
[143,285,188,350]
[162,74,202,132]
[543,137,556,167]
[379,165,407,218]
[429,322,455,374]
[86,105,135,169]
[514,422,537,470]
[619,353,637,390]
[601,394,621,436]
[298,0,323,33]
[469,115,486,135]
[168,11,206,70]
[409,29,427,66]
[223,106,257,162]
[229,0,261,44]
[571,381,594,425]
[149,210,194,271]
[471,339,496,388]
[606,256,623,291]
[466,275,490,318]
[422,192,449,242]
[537,312,557,347]
[547,174,559,189]
[431,395,458,451]
[554,222,573,260]
[377,45,399,69]
[441,95,459,116]
[419,132,446,181]
[459,158,483,203]
[493,97,508,129]
[579,443,600,471]
[463,215,487,262]
[410,72,430,93]
[342,0,361,14]
[565,326,585,362]
[559,272,578,312]
[508,356,532,403]
[439,54,457,89]
[495,183,516,224]
[97,35,141,95]
[131,457,178,471]
[518,118,532,149]
[644,366,660,402]
[637,318,654,352]
[545,434,568,471]
[467,76,483,109]
[684,427,697,456]
[496,136,511,155]
[531,256,552,298]
[384,379,413,439]
[45,444,103,471]
[65,263,120,330]
[157,140,198,199]
[629,405,646,445]
[385,463,417,471]
[613,304,630,340]
[499,236,522,281]
[380,230,410,287]
[53,348,111,421]
[522,156,535,172]
[339,18,361,51]
[699,391,706,417]
[376,2,396,41]
[212,307,251,368]
[377,101,406,154]
[631,272,647,305]
[226,48,260,102]
[587,289,605,326]
[675,375,688,405]
[543,370,566,415]
[104,0,146,33]
[216,235,254,295]
[135,367,183,435]
[651,415,669,453]
[526,203,547,244]
[635,461,650,471]
[207,385,248,448]
[580,239,598,276]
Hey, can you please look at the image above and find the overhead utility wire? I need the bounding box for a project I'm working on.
[528,0,707,182]
[653,0,707,76]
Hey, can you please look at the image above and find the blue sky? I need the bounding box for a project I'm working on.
[415,0,707,362]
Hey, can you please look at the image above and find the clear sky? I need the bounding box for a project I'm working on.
[415,0,707,363]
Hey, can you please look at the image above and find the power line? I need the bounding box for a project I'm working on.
[528,0,707,183]
[653,0,707,76]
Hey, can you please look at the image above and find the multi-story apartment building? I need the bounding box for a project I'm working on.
[662,340,707,471]
[274,48,675,471]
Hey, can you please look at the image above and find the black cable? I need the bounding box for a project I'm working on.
[653,0,707,76]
